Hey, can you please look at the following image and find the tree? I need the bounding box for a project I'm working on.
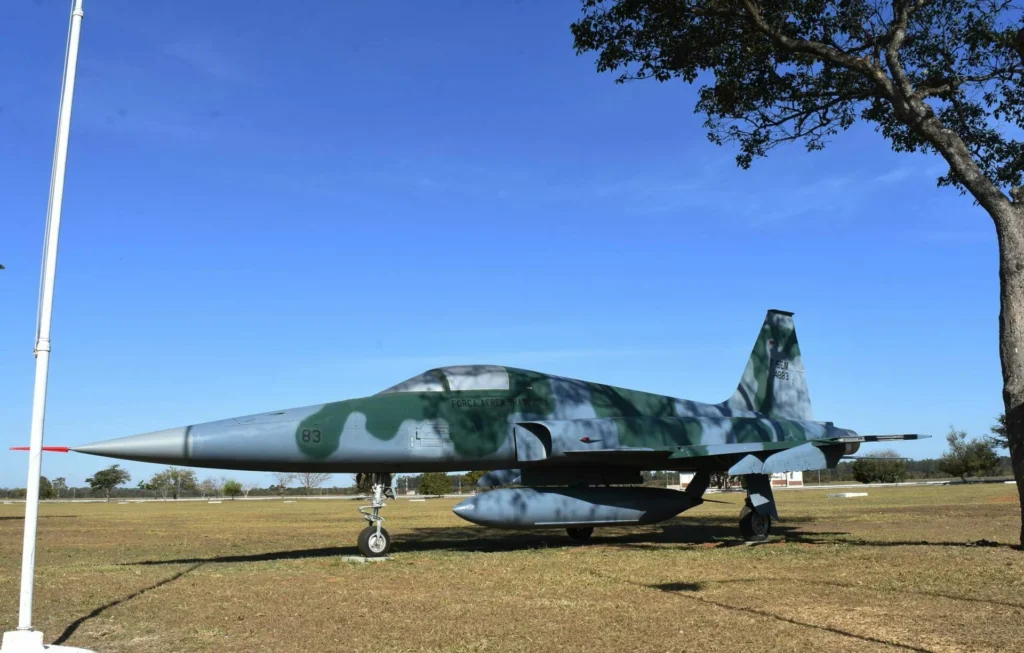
[461,470,488,489]
[939,427,1001,481]
[86,464,131,500]
[199,477,220,498]
[145,467,198,500]
[571,1,1024,545]
[852,449,908,483]
[990,412,1009,449]
[51,477,67,498]
[710,472,739,490]
[298,472,332,495]
[271,472,296,497]
[242,481,259,498]
[38,476,55,500]
[418,472,452,496]
[222,479,243,500]
[138,479,158,498]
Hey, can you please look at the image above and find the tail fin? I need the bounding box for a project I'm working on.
[722,309,813,421]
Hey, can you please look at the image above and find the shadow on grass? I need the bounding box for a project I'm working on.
[119,516,1018,567]
[0,515,78,521]
[710,577,1024,611]
[644,576,937,653]
[122,518,842,566]
[53,563,203,645]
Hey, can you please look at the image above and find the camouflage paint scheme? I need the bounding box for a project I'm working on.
[74,310,922,480]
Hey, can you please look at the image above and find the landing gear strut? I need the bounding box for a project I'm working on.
[357,473,395,557]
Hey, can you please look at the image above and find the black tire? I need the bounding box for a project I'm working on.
[566,526,594,541]
[357,526,392,557]
[739,505,771,541]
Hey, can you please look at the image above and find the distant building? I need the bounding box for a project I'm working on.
[676,471,803,490]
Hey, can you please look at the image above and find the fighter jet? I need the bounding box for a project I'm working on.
[74,310,925,557]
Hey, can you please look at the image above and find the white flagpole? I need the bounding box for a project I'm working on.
[2,2,92,651]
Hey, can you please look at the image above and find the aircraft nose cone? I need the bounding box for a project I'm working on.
[73,427,188,464]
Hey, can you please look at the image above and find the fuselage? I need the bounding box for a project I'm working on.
[75,365,855,473]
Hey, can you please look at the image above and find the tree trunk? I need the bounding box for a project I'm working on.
[995,214,1024,548]
[913,112,1024,547]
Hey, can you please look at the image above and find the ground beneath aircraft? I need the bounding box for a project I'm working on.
[1,484,1021,652]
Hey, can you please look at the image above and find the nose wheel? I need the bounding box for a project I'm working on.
[357,473,395,557]
[358,525,392,557]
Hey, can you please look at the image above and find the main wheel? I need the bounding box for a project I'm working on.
[739,505,771,541]
[357,526,393,557]
[566,526,594,541]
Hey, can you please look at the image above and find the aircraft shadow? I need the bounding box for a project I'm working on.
[122,518,841,566]
[121,514,1018,568]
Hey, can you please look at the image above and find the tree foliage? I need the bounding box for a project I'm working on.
[939,427,1001,481]
[990,412,1009,449]
[418,472,452,496]
[199,477,221,498]
[38,476,55,500]
[51,477,67,498]
[86,465,131,500]
[146,467,198,499]
[222,479,243,499]
[461,470,487,489]
[710,472,743,489]
[852,449,908,483]
[572,0,1023,192]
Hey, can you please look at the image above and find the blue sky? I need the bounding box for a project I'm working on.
[0,0,1004,490]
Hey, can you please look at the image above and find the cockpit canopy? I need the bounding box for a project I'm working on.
[378,365,510,394]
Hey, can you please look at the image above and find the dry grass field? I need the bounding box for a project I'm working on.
[1,483,1022,653]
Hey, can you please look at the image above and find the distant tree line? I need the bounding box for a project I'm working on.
[1,467,493,500]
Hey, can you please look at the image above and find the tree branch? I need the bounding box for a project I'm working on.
[883,0,931,100]
[916,67,1023,98]
[735,0,895,95]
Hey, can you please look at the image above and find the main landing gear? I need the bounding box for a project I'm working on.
[739,502,772,541]
[357,473,395,557]
[739,473,777,542]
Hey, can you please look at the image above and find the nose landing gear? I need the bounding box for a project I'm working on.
[357,473,395,557]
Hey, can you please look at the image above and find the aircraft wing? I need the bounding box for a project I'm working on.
[515,417,927,472]
[551,434,929,475]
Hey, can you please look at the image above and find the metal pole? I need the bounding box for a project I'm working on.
[16,0,84,632]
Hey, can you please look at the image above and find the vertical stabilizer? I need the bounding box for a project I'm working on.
[722,310,813,421]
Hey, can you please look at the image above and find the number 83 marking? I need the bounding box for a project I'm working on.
[301,429,321,443]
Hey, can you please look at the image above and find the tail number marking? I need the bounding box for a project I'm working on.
[774,360,790,381]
